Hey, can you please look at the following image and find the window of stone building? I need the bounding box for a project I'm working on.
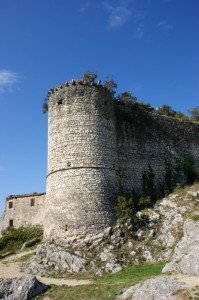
[9,219,13,227]
[67,161,71,168]
[30,198,35,207]
[8,201,13,209]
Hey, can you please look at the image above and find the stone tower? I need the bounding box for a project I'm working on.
[44,80,120,240]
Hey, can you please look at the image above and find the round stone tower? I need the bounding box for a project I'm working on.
[44,80,120,240]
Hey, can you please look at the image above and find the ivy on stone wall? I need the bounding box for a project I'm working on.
[164,161,176,195]
[115,195,134,224]
[142,164,155,200]
[177,155,197,185]
[163,156,198,196]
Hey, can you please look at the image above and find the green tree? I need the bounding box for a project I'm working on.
[115,196,134,224]
[42,97,48,113]
[117,91,137,108]
[83,71,98,83]
[104,76,117,95]
[137,101,154,112]
[175,111,189,121]
[188,106,199,122]
[156,105,176,117]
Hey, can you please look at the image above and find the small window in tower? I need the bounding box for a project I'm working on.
[9,201,13,209]
[67,162,71,168]
[30,198,35,207]
[58,99,62,105]
[9,219,13,227]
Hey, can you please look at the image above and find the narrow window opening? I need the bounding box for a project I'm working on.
[30,198,35,207]
[67,162,71,168]
[64,224,68,231]
[9,201,13,209]
[9,219,13,227]
[58,99,62,105]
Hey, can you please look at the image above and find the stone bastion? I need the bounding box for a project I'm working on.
[0,79,199,241]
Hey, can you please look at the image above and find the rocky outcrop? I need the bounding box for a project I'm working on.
[0,275,48,300]
[27,228,123,276]
[116,276,183,300]
[163,219,199,276]
[27,184,199,276]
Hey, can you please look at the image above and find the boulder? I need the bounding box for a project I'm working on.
[28,242,86,276]
[116,276,183,300]
[0,275,48,300]
[163,219,199,276]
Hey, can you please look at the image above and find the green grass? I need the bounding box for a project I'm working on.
[0,226,43,257]
[173,181,199,196]
[18,252,36,262]
[35,262,165,300]
[189,214,199,221]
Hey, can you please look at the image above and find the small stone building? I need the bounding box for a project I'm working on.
[0,193,45,235]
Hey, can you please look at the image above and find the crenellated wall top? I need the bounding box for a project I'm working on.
[47,79,109,99]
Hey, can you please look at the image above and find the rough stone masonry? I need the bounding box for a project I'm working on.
[0,78,199,240]
[44,79,199,241]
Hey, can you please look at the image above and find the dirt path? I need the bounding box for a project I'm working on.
[169,273,199,289]
[0,251,91,286]
[0,252,199,290]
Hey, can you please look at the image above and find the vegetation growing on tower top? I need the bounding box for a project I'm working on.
[42,71,198,122]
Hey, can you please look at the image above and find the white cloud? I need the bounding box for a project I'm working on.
[0,70,19,94]
[103,1,132,30]
[157,20,174,31]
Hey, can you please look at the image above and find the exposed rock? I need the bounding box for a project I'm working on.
[28,243,86,276]
[27,185,199,277]
[116,276,183,300]
[0,275,48,300]
[163,219,199,276]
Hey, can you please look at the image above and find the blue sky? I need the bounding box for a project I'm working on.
[0,0,198,215]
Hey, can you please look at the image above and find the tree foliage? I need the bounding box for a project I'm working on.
[156,105,176,117]
[175,111,189,121]
[0,226,43,255]
[115,196,134,224]
[137,101,154,112]
[42,97,48,113]
[188,106,199,122]
[104,76,118,95]
[82,71,98,83]
[117,91,137,106]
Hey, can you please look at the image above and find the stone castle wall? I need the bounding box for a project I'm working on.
[1,79,199,239]
[115,105,199,196]
[45,80,120,239]
[43,79,199,240]
[0,193,45,235]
